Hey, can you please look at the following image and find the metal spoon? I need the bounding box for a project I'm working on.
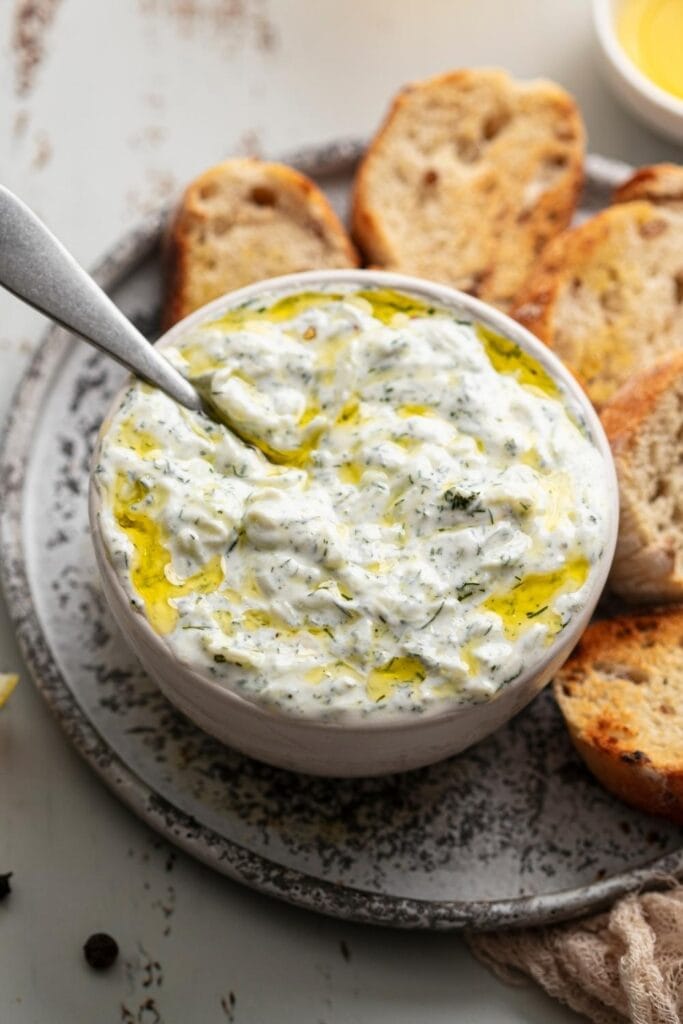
[0,185,202,413]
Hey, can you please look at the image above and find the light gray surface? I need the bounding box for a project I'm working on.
[1,0,682,1020]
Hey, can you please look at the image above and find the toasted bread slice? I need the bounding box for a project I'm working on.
[614,162,683,209]
[351,68,584,312]
[601,353,683,603]
[555,607,683,824]
[514,168,683,406]
[163,159,359,328]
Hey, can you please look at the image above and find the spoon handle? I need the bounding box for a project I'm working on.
[0,185,201,412]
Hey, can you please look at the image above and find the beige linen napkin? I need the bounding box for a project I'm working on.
[468,886,683,1024]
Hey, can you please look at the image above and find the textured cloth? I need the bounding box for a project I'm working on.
[468,887,683,1024]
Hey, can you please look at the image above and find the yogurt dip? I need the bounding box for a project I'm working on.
[93,285,609,721]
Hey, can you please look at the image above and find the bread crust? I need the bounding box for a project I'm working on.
[599,353,683,603]
[614,162,683,207]
[351,68,584,312]
[513,207,619,347]
[600,350,683,447]
[513,197,683,406]
[163,159,358,328]
[554,607,683,825]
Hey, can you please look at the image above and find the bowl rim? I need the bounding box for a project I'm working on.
[89,267,619,733]
[593,0,683,117]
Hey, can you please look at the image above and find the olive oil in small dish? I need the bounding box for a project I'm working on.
[593,0,683,142]
[618,0,683,100]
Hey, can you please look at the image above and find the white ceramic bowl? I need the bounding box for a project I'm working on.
[89,269,619,777]
[594,0,683,143]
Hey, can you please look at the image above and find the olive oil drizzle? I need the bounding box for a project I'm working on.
[483,558,589,641]
[366,655,427,703]
[476,324,558,398]
[113,473,223,635]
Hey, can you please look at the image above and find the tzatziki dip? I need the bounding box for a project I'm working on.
[93,286,609,721]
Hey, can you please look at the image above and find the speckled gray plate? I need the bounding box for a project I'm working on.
[1,142,681,931]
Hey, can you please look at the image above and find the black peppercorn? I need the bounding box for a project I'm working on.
[0,873,12,901]
[83,932,119,970]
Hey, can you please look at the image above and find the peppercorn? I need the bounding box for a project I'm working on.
[83,932,119,970]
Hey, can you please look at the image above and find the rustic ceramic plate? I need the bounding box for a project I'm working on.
[1,142,681,931]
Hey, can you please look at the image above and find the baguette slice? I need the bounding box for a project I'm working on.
[351,68,584,312]
[163,159,359,328]
[614,161,683,209]
[554,607,683,825]
[514,168,683,406]
[601,353,683,603]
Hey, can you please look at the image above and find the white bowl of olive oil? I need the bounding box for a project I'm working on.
[594,0,683,142]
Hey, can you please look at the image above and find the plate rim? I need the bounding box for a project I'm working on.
[1,140,680,931]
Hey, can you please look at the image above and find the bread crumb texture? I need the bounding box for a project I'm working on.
[601,353,683,603]
[515,163,683,406]
[164,159,358,327]
[351,68,584,312]
[555,606,683,824]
